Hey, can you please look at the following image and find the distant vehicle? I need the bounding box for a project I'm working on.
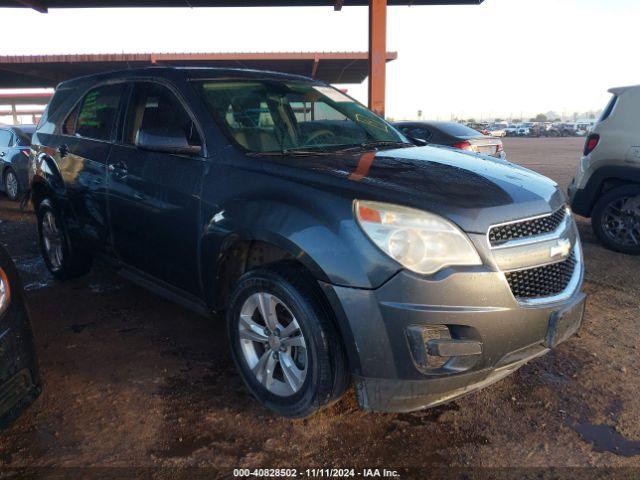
[0,245,41,428]
[569,85,640,254]
[529,124,548,137]
[0,125,36,201]
[466,122,490,135]
[545,123,575,137]
[504,124,519,136]
[488,124,507,137]
[575,121,595,136]
[394,121,505,159]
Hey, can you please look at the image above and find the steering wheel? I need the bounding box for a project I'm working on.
[304,129,336,146]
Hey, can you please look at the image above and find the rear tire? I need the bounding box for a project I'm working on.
[592,185,640,255]
[3,168,20,202]
[227,261,349,418]
[37,199,93,280]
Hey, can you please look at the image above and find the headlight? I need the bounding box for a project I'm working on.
[0,268,10,318]
[354,200,482,275]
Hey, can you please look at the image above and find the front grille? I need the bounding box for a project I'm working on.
[489,207,566,246]
[505,249,576,299]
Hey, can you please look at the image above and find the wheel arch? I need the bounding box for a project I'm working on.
[206,234,331,313]
[574,165,640,217]
[30,177,56,212]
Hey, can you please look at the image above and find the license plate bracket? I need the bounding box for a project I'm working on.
[545,295,586,348]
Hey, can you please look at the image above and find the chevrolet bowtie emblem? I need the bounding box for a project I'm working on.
[550,238,572,259]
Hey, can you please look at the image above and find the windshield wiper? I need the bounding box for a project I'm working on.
[247,141,412,157]
[327,140,413,153]
[247,147,337,157]
[359,140,414,149]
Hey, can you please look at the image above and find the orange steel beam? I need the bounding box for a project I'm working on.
[368,0,387,117]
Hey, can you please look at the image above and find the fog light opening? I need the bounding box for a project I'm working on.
[406,324,452,371]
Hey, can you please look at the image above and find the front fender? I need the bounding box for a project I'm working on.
[199,197,400,303]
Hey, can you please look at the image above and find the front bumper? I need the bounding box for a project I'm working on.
[568,178,591,217]
[322,263,585,412]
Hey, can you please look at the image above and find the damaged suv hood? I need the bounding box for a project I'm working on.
[261,145,565,234]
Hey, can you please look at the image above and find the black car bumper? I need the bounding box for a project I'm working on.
[0,301,41,428]
[0,249,40,428]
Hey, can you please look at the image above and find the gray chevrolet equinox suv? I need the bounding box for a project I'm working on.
[29,68,586,417]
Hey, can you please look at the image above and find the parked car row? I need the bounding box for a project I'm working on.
[3,70,635,419]
[481,121,596,138]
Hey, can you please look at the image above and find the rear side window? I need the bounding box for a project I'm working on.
[0,130,13,147]
[63,105,80,135]
[66,84,125,141]
[38,88,74,132]
[14,128,35,146]
[124,82,201,149]
[406,127,432,141]
[599,95,618,123]
[437,122,483,137]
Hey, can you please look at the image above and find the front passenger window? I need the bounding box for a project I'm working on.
[124,82,202,151]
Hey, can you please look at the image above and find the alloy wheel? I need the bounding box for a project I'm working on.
[5,171,18,199]
[238,292,308,397]
[601,195,640,247]
[42,211,64,270]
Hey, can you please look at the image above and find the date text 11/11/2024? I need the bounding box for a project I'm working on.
[232,468,401,478]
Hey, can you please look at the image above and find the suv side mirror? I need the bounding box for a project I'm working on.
[135,128,202,156]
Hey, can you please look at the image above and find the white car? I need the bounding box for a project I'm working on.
[569,84,640,254]
[504,124,519,136]
[488,126,507,137]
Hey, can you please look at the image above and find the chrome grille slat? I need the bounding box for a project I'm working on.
[489,207,566,246]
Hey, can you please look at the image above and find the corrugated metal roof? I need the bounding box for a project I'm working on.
[1,0,482,13]
[0,51,398,88]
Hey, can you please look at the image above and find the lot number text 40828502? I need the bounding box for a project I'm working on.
[233,468,401,478]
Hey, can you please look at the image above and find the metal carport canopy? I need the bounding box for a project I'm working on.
[1,1,482,9]
[0,0,484,116]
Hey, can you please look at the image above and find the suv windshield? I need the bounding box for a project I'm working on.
[194,80,408,153]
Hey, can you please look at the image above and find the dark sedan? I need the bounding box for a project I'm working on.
[0,125,36,201]
[394,121,505,159]
[0,245,40,427]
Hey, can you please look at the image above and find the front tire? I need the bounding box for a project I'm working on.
[592,185,640,255]
[4,168,20,201]
[37,199,93,280]
[227,262,349,418]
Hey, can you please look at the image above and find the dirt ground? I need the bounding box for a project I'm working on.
[0,137,639,477]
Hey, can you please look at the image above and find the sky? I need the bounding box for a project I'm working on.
[0,0,638,121]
